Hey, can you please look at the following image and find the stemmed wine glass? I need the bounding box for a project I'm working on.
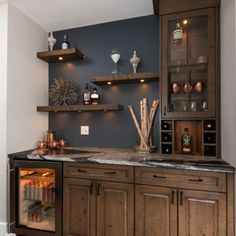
[111,49,121,75]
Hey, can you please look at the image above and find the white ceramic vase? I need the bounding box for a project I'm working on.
[48,32,57,51]
[129,50,140,73]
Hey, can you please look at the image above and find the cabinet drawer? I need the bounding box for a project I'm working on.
[135,167,226,192]
[64,163,134,183]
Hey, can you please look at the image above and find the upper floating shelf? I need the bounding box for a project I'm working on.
[37,48,85,63]
[37,104,124,112]
[91,72,159,85]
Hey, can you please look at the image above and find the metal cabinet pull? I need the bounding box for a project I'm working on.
[153,175,166,179]
[171,191,175,205]
[77,169,87,173]
[188,178,203,182]
[104,171,117,175]
[97,183,101,196]
[164,106,167,116]
[90,183,93,195]
[179,191,183,206]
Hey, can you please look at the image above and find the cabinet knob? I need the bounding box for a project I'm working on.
[171,190,175,205]
[179,191,183,206]
[188,178,203,182]
[97,183,101,196]
[90,182,93,195]
[104,171,117,175]
[153,175,166,179]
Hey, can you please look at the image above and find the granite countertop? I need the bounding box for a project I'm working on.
[8,146,235,173]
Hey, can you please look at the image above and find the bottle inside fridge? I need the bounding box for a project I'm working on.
[19,168,56,231]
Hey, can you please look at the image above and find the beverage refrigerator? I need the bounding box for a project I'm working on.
[9,160,62,236]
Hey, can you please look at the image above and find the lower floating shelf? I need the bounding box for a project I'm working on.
[37,104,124,112]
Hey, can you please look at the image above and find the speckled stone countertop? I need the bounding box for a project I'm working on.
[8,147,235,173]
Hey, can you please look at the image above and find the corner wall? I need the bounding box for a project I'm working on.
[220,0,236,225]
[0,3,48,235]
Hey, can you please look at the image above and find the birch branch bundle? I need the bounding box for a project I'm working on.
[128,98,159,151]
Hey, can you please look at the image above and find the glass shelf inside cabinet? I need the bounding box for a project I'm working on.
[18,168,56,232]
[168,16,209,113]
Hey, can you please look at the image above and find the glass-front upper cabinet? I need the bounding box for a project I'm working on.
[161,9,217,118]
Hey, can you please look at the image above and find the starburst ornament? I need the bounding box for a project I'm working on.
[49,76,79,106]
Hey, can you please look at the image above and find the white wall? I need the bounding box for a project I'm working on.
[0,3,48,235]
[0,3,9,235]
[221,0,236,226]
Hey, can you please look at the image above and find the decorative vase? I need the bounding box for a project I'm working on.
[48,32,57,51]
[111,49,121,75]
[129,50,140,73]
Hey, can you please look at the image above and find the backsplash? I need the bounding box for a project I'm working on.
[49,15,159,149]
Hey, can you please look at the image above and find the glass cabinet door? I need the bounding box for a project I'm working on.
[161,9,216,118]
[18,167,56,231]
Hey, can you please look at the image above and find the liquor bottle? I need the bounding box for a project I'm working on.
[91,88,100,105]
[181,128,192,154]
[173,23,183,44]
[61,34,69,49]
[83,83,91,105]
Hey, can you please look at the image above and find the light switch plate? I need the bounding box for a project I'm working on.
[81,126,89,135]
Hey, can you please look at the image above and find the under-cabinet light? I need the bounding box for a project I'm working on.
[183,19,188,25]
[140,79,145,83]
[107,82,112,85]
[58,57,63,61]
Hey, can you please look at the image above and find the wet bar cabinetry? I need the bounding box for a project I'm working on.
[63,163,134,236]
[158,0,221,157]
[63,163,234,236]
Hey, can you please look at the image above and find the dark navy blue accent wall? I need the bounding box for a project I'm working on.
[49,15,160,149]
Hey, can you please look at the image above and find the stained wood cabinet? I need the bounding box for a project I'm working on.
[63,178,96,236]
[97,181,134,236]
[63,163,234,236]
[178,189,226,236]
[135,166,233,236]
[135,186,227,236]
[135,185,177,236]
[63,163,134,236]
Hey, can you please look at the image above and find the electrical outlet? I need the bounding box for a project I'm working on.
[81,126,89,135]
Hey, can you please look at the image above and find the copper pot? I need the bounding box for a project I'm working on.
[58,139,67,148]
[194,81,203,93]
[172,82,181,94]
[37,141,47,150]
[45,130,56,147]
[183,82,193,93]
[48,140,58,149]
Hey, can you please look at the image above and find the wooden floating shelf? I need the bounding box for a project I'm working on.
[37,48,85,63]
[37,104,124,112]
[91,72,159,85]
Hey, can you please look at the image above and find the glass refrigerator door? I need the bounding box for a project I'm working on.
[18,167,56,231]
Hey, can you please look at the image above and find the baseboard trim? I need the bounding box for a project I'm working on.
[0,221,15,236]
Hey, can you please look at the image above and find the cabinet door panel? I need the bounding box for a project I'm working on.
[135,185,177,236]
[63,178,96,236]
[179,189,226,236]
[97,182,134,236]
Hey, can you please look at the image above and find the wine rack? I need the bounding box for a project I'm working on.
[203,120,217,156]
[161,120,173,154]
[160,119,217,157]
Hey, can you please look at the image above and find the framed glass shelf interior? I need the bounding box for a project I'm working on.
[167,16,209,114]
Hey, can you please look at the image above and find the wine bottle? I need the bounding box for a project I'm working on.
[173,23,183,44]
[91,88,100,105]
[181,128,192,154]
[61,34,69,49]
[83,83,91,105]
